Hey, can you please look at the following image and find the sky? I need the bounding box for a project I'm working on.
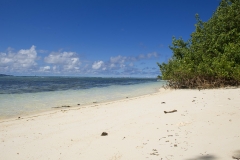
[0,0,221,77]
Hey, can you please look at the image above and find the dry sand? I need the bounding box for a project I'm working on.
[0,88,240,160]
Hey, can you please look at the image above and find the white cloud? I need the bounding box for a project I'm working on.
[137,52,158,60]
[147,52,158,58]
[45,51,78,64]
[52,66,57,71]
[138,54,145,59]
[110,63,115,68]
[44,51,80,71]
[0,45,159,77]
[88,52,159,76]
[38,50,48,54]
[120,64,125,68]
[110,55,126,64]
[107,52,158,69]
[92,61,104,70]
[129,62,134,67]
[0,45,38,72]
[39,66,51,72]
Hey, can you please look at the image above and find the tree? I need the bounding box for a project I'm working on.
[158,0,240,89]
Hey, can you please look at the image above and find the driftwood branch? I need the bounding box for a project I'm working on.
[164,110,177,114]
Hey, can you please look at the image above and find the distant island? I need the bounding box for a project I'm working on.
[0,74,13,77]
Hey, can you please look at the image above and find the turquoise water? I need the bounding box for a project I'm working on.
[0,77,165,119]
[0,76,159,94]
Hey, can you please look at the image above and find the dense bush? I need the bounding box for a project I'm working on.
[158,0,240,89]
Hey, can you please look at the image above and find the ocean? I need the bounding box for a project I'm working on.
[0,76,166,119]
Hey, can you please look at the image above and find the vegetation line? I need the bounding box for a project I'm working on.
[158,0,240,89]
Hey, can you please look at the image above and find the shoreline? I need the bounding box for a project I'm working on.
[1,88,240,159]
[0,87,166,122]
[0,81,164,120]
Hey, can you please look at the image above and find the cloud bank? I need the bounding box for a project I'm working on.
[0,46,160,77]
[44,51,81,72]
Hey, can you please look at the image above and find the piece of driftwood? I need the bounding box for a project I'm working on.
[232,156,240,160]
[52,105,71,108]
[164,110,177,114]
[61,105,71,108]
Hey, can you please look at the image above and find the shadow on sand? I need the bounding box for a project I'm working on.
[186,155,217,160]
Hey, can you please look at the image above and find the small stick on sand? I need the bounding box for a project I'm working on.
[164,110,177,114]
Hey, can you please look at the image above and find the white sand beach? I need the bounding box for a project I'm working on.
[0,88,240,160]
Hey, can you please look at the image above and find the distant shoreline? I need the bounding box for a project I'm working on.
[0,74,13,77]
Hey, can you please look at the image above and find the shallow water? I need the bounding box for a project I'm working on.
[0,76,159,94]
[0,77,165,119]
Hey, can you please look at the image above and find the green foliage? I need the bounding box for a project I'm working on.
[158,0,240,88]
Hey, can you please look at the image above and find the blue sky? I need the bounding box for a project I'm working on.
[0,0,220,77]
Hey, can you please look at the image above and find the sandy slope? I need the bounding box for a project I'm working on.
[0,88,240,160]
